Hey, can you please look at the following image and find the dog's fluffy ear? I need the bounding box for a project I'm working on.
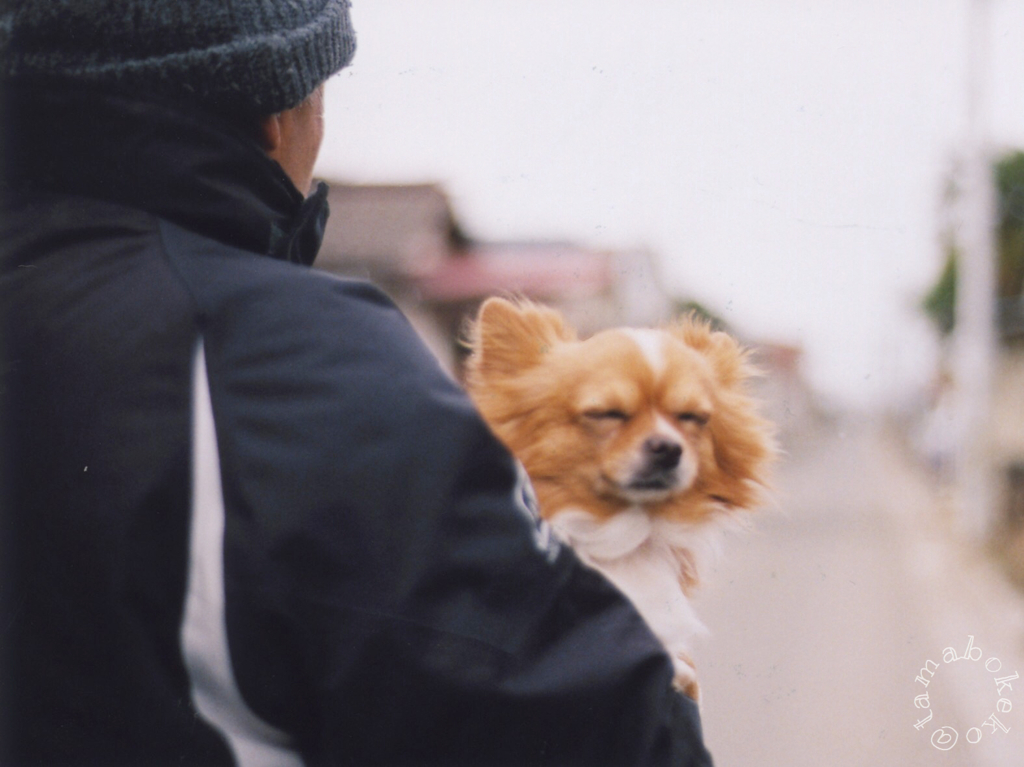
[668,316,751,388]
[670,316,776,510]
[466,297,575,380]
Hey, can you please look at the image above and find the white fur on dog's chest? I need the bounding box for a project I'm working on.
[548,508,712,675]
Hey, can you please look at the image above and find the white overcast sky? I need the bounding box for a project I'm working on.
[315,0,1024,408]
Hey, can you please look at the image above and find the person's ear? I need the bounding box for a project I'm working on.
[258,113,283,153]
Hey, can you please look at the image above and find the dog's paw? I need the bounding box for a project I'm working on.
[672,651,701,703]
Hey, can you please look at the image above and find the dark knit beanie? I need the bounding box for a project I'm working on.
[0,0,356,116]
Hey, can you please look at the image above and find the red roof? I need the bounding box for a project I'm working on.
[415,243,613,302]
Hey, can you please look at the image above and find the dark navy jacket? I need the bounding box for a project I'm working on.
[0,87,713,767]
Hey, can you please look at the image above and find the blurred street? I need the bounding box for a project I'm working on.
[692,419,1024,767]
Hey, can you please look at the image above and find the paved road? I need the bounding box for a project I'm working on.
[690,420,1023,767]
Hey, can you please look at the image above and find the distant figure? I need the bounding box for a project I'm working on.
[918,370,958,483]
[0,2,712,765]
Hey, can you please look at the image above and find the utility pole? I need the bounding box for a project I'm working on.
[954,0,997,540]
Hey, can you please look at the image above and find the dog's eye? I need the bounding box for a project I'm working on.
[584,409,630,421]
[676,412,710,426]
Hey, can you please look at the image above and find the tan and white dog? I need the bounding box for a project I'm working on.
[465,297,776,700]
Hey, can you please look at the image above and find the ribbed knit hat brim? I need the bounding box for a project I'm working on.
[0,0,356,116]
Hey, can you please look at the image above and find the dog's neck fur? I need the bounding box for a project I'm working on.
[548,506,724,685]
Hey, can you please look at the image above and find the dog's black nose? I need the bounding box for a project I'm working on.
[644,436,682,470]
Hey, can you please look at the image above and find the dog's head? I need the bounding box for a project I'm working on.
[465,297,775,522]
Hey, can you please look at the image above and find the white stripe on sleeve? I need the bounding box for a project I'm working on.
[181,340,305,767]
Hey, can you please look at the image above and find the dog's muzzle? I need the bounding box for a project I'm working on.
[627,436,684,492]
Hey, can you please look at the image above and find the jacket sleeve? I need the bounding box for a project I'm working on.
[177,238,714,766]
[283,411,711,766]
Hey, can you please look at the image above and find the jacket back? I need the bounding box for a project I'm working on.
[0,87,712,767]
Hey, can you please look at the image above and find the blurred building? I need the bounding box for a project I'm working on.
[317,182,466,288]
[992,302,1024,566]
[316,181,673,374]
[988,155,1024,550]
[920,151,1024,558]
[415,241,673,370]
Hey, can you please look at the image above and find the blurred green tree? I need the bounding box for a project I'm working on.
[996,152,1024,300]
[672,299,729,332]
[923,151,1024,341]
[922,248,958,335]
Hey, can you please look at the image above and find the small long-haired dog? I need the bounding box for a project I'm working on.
[465,297,776,700]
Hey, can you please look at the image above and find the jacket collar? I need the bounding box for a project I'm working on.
[1,85,329,267]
